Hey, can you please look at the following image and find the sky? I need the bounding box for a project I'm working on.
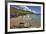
[27,6,41,14]
[10,5,41,14]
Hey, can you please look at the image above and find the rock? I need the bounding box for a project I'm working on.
[10,15,32,28]
[10,16,24,28]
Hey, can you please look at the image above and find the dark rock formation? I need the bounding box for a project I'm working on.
[10,13,18,18]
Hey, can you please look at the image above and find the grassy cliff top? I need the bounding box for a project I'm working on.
[10,7,33,14]
[10,7,33,17]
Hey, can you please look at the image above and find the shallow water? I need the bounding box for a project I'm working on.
[28,14,41,23]
[24,14,41,28]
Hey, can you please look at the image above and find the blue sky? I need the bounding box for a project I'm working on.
[11,5,41,14]
[27,6,41,14]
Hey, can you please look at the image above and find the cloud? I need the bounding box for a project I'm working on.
[12,5,32,12]
[19,6,32,11]
[32,10,40,14]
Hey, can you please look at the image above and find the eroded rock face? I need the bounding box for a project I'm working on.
[10,16,24,28]
[10,15,32,29]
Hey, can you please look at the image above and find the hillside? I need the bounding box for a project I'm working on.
[10,7,33,17]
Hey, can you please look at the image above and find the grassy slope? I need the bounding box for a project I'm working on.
[10,7,33,16]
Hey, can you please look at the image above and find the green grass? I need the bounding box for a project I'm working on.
[10,7,33,16]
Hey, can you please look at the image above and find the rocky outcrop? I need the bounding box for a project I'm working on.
[10,15,32,29]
